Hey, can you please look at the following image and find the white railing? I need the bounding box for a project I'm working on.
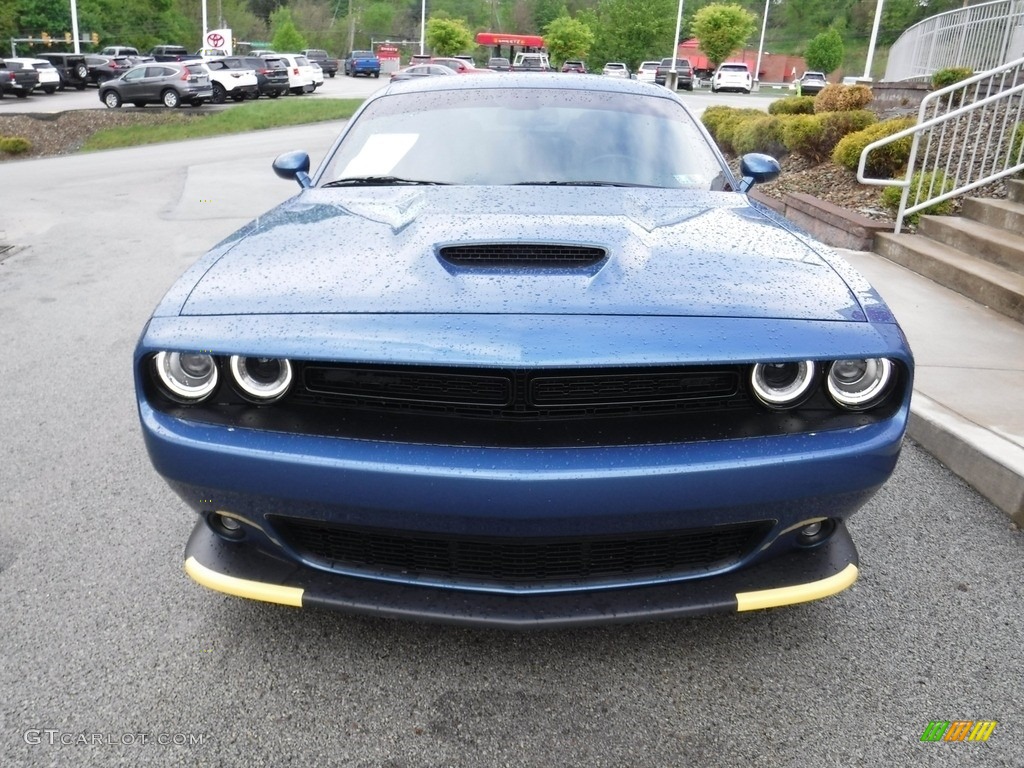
[885,0,1024,82]
[858,56,1024,233]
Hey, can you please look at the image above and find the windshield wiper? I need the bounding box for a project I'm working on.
[514,180,655,188]
[322,176,448,187]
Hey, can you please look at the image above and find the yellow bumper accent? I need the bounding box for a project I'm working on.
[185,556,304,608]
[735,563,858,612]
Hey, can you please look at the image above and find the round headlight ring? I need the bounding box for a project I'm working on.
[750,361,816,408]
[229,355,293,402]
[153,351,219,402]
[827,357,894,410]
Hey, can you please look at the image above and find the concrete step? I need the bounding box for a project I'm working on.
[962,197,1024,246]
[918,215,1024,276]
[873,231,1024,323]
[1008,178,1024,204]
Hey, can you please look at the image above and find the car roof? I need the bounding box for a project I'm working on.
[382,72,678,98]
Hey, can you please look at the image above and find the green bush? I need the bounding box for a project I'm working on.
[732,115,790,157]
[813,83,873,113]
[768,96,815,115]
[880,170,954,226]
[701,107,766,154]
[931,67,973,90]
[1010,122,1024,176]
[0,136,31,155]
[832,117,915,177]
[782,115,827,161]
[782,110,876,163]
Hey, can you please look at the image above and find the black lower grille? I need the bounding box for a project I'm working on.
[271,517,774,588]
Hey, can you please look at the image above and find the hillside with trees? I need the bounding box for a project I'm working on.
[4,0,973,77]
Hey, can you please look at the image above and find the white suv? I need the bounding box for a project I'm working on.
[203,57,259,102]
[635,61,660,84]
[711,62,752,94]
[276,53,316,94]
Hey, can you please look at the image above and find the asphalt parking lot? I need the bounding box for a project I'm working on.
[1,111,1022,768]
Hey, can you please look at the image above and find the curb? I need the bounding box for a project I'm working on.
[908,394,1024,526]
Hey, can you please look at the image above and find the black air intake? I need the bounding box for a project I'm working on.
[439,243,606,267]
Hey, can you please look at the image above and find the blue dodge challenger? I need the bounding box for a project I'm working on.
[135,75,913,627]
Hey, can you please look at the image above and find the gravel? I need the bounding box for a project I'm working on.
[0,109,198,158]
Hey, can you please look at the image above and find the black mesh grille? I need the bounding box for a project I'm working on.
[298,364,742,416]
[439,243,606,267]
[271,517,774,588]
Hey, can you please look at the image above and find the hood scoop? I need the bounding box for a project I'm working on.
[438,243,607,269]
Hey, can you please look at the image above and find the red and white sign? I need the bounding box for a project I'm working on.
[205,28,233,55]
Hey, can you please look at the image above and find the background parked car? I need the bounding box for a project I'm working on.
[236,55,289,98]
[276,53,317,94]
[98,61,212,108]
[711,62,752,94]
[36,52,90,90]
[487,57,510,71]
[203,57,259,103]
[390,64,457,82]
[84,55,133,84]
[344,50,380,77]
[0,59,40,98]
[301,49,338,78]
[794,71,828,95]
[100,46,140,58]
[149,45,193,62]
[431,57,494,75]
[635,60,660,84]
[561,60,587,73]
[4,58,58,94]
[602,62,629,78]
[655,57,693,90]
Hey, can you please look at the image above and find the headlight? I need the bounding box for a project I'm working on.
[827,358,894,409]
[153,351,219,402]
[750,361,816,408]
[229,355,293,402]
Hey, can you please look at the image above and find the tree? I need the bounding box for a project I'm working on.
[805,27,843,74]
[425,17,473,56]
[271,7,308,52]
[691,3,756,69]
[544,15,593,65]
[586,0,677,73]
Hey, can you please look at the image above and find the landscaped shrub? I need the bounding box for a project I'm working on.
[0,136,31,154]
[701,107,766,154]
[782,110,876,163]
[832,117,915,177]
[768,96,815,115]
[880,170,954,225]
[782,115,827,161]
[732,115,790,157]
[1011,122,1024,176]
[931,67,974,90]
[813,83,873,113]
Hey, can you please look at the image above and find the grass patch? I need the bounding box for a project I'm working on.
[82,98,364,151]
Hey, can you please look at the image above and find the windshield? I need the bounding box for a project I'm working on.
[317,87,729,189]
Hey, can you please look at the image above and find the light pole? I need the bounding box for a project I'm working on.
[420,0,426,55]
[667,0,685,90]
[754,0,770,90]
[863,0,885,80]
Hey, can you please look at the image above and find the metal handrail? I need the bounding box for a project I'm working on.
[857,56,1024,233]
[885,0,1024,81]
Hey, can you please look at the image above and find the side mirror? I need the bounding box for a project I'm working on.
[273,151,312,189]
[738,153,781,192]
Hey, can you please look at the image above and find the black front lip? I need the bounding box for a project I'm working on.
[183,520,859,629]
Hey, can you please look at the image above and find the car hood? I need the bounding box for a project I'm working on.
[179,186,867,321]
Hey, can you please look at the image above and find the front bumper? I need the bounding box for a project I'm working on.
[184,518,859,628]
